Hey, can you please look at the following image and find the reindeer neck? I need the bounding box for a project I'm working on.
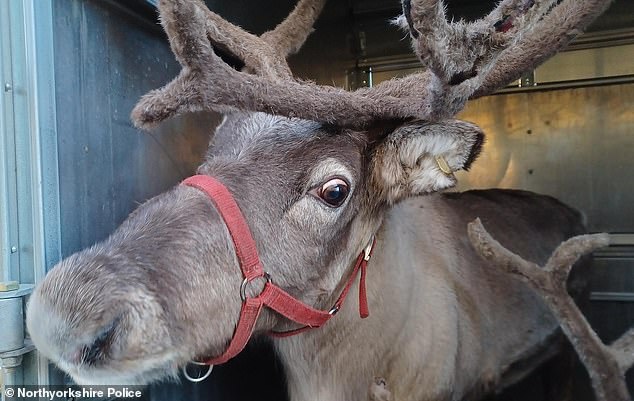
[272,196,451,401]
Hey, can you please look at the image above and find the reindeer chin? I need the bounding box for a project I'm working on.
[62,354,181,386]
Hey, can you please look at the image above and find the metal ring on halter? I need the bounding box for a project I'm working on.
[240,272,272,301]
[182,361,214,383]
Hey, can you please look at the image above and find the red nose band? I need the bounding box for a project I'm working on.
[182,175,375,365]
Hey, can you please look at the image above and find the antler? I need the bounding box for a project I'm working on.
[131,0,436,128]
[468,218,634,401]
[260,0,326,57]
[400,0,612,99]
[132,0,611,129]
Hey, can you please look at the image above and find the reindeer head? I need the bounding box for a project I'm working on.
[26,0,610,385]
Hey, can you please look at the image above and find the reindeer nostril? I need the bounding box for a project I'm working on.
[76,320,118,366]
[82,342,102,365]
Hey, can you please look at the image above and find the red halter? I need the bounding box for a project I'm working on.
[182,175,374,365]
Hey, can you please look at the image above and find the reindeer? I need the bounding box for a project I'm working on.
[26,0,612,400]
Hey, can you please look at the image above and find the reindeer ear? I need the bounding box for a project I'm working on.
[370,119,484,204]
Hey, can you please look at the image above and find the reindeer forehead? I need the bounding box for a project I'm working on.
[208,112,365,168]
[209,113,318,154]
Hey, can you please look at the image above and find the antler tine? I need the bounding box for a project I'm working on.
[400,0,553,87]
[158,0,217,71]
[132,0,333,128]
[474,0,613,97]
[161,0,326,79]
[162,0,293,79]
[132,0,296,127]
[261,0,328,57]
[197,3,297,79]
[131,0,222,127]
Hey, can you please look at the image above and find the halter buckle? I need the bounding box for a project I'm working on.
[363,237,375,261]
[240,272,271,301]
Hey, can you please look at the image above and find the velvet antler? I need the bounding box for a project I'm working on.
[400,0,612,99]
[132,0,611,129]
[468,218,634,401]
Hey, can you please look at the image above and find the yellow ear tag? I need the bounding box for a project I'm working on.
[435,155,453,175]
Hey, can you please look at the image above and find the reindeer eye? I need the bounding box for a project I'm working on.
[315,178,350,208]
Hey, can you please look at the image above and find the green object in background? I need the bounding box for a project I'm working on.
[0,281,19,292]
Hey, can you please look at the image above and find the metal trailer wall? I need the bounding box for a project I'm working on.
[454,84,634,233]
[52,0,208,257]
[454,83,634,357]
